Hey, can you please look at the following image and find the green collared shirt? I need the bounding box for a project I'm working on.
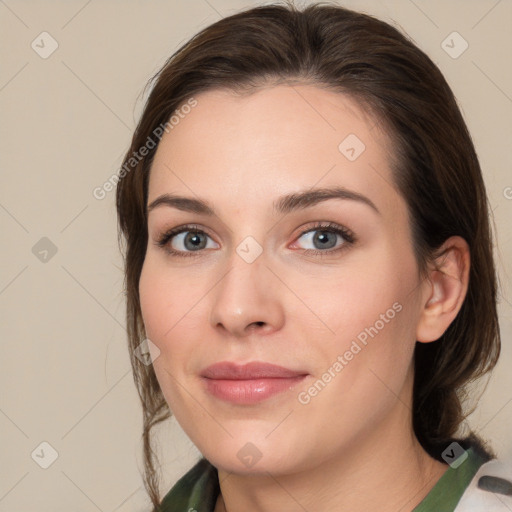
[159,447,487,512]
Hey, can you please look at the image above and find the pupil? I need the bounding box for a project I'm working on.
[186,232,204,250]
[315,231,335,249]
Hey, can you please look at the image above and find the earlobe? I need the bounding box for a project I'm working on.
[416,236,470,343]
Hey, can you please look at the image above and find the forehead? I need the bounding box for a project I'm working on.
[148,84,401,218]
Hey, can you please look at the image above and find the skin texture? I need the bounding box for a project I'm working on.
[139,84,470,511]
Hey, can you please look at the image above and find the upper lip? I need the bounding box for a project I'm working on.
[201,361,307,380]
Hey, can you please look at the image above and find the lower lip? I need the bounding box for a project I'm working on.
[202,376,307,404]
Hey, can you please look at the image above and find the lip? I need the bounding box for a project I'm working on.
[201,361,306,379]
[201,361,308,404]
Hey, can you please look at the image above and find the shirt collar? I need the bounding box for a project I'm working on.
[160,446,487,512]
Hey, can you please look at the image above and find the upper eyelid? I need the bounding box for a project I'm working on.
[159,222,348,237]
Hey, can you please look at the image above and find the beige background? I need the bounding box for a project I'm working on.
[1,0,511,510]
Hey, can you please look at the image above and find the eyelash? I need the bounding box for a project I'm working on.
[155,222,356,259]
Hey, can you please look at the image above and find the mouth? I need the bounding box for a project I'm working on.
[200,361,309,405]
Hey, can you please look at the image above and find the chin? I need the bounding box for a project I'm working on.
[200,436,302,476]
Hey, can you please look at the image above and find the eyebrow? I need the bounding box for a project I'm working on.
[147,186,380,216]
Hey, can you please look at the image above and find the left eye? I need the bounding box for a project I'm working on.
[293,224,354,253]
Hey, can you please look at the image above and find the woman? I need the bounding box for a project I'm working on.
[115,2,511,510]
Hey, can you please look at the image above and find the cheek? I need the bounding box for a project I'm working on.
[308,247,420,380]
[139,262,168,341]
[139,261,193,411]
[312,255,413,340]
[139,256,198,338]
[138,259,191,370]
[138,257,210,380]
[295,279,418,437]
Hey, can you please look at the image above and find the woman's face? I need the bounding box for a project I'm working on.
[139,84,430,474]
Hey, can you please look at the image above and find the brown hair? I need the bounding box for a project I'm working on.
[115,1,501,508]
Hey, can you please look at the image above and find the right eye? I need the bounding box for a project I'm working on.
[156,224,219,257]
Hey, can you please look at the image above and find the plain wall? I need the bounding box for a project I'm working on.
[1,0,511,510]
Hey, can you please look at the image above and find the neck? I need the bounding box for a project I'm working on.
[214,380,448,512]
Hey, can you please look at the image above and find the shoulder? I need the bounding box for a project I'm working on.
[455,455,512,511]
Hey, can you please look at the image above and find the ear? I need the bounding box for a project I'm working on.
[416,236,470,343]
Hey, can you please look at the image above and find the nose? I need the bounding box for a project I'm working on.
[209,251,285,339]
